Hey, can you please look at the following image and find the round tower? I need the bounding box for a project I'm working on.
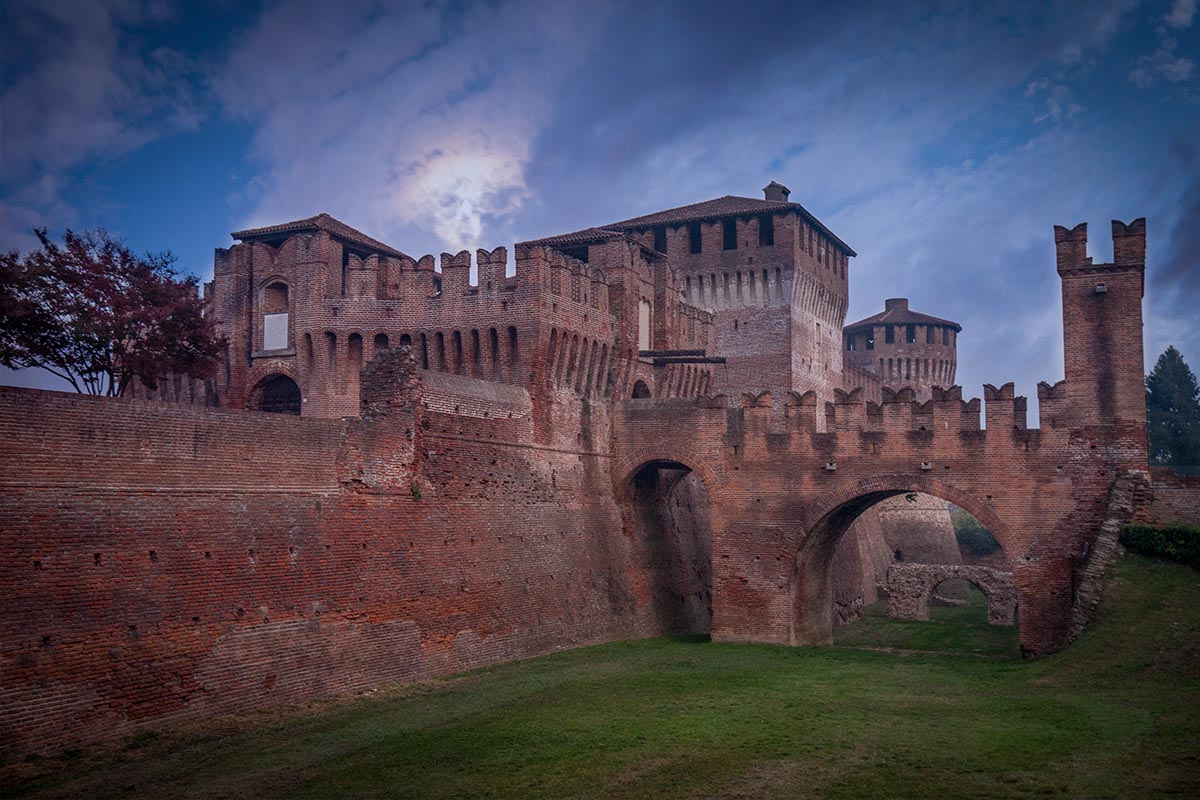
[843,298,960,401]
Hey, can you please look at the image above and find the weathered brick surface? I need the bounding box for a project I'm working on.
[1148,466,1200,526]
[885,563,1017,626]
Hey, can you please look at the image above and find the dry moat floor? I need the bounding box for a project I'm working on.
[7,555,1199,800]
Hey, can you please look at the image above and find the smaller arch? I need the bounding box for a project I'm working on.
[374,333,389,353]
[886,563,1017,628]
[632,380,651,399]
[250,373,301,415]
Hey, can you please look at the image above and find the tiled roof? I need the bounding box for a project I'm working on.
[845,306,961,332]
[602,195,857,257]
[232,213,406,258]
[523,227,627,247]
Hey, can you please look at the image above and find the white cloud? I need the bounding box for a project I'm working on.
[0,0,201,246]
[214,0,607,255]
[1165,0,1196,29]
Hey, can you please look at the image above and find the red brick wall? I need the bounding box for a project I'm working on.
[0,382,666,759]
[1148,466,1200,526]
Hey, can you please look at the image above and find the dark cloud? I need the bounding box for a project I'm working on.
[3,0,1198,397]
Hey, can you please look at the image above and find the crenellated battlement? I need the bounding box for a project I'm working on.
[628,377,1065,443]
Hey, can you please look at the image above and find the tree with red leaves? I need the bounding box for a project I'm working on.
[0,228,226,396]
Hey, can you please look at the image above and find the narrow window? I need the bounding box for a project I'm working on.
[653,225,667,253]
[304,333,314,371]
[508,326,519,375]
[471,329,481,374]
[885,325,895,344]
[906,324,916,344]
[688,222,702,254]
[846,335,855,351]
[325,332,337,372]
[435,332,446,370]
[758,213,774,246]
[400,333,412,348]
[926,326,934,344]
[452,330,463,373]
[419,333,429,369]
[685,276,692,301]
[349,333,363,384]
[722,218,737,250]
[374,333,388,352]
[942,328,949,346]
[490,328,500,376]
[866,331,875,350]
[762,269,770,301]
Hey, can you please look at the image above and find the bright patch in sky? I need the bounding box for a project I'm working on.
[2,0,1198,403]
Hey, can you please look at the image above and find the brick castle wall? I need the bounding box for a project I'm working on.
[0,375,673,759]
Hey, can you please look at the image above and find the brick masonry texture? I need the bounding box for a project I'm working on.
[0,197,1161,759]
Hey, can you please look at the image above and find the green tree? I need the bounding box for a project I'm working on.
[1146,346,1200,465]
[0,228,225,396]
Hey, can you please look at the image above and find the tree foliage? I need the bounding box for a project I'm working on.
[1146,346,1200,466]
[0,228,225,396]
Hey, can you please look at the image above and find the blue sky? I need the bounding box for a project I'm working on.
[3,0,1198,412]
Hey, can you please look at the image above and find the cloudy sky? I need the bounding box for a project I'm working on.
[2,0,1198,412]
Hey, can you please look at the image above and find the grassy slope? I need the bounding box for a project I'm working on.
[7,555,1199,800]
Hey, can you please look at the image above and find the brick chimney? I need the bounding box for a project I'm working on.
[763,181,790,202]
[885,298,908,311]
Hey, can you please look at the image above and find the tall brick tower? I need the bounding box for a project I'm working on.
[1053,219,1148,454]
[842,298,960,402]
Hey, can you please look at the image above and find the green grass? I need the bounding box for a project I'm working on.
[833,586,1022,658]
[6,555,1198,799]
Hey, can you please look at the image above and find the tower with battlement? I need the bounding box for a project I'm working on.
[843,298,960,403]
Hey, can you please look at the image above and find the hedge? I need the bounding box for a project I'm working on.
[1119,523,1200,569]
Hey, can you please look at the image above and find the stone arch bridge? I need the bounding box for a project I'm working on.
[610,383,1146,656]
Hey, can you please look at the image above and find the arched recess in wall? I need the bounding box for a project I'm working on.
[260,279,291,351]
[631,380,652,399]
[250,373,301,415]
[790,477,1016,648]
[617,459,716,637]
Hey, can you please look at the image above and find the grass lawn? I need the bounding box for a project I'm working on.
[6,555,1198,799]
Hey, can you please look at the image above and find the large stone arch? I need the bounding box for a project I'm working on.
[790,474,1017,647]
[613,452,728,638]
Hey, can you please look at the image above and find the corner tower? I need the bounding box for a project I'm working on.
[1054,219,1147,442]
[842,298,960,402]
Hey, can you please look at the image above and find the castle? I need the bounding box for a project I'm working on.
[4,183,1191,760]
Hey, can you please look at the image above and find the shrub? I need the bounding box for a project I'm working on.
[1120,523,1200,569]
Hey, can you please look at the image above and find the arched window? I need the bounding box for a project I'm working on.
[374,333,389,353]
[632,380,651,399]
[262,281,290,350]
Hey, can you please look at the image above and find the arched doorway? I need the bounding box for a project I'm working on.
[631,380,651,399]
[620,460,713,635]
[253,374,301,415]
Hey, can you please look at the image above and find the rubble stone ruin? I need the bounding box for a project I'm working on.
[5,181,1190,760]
